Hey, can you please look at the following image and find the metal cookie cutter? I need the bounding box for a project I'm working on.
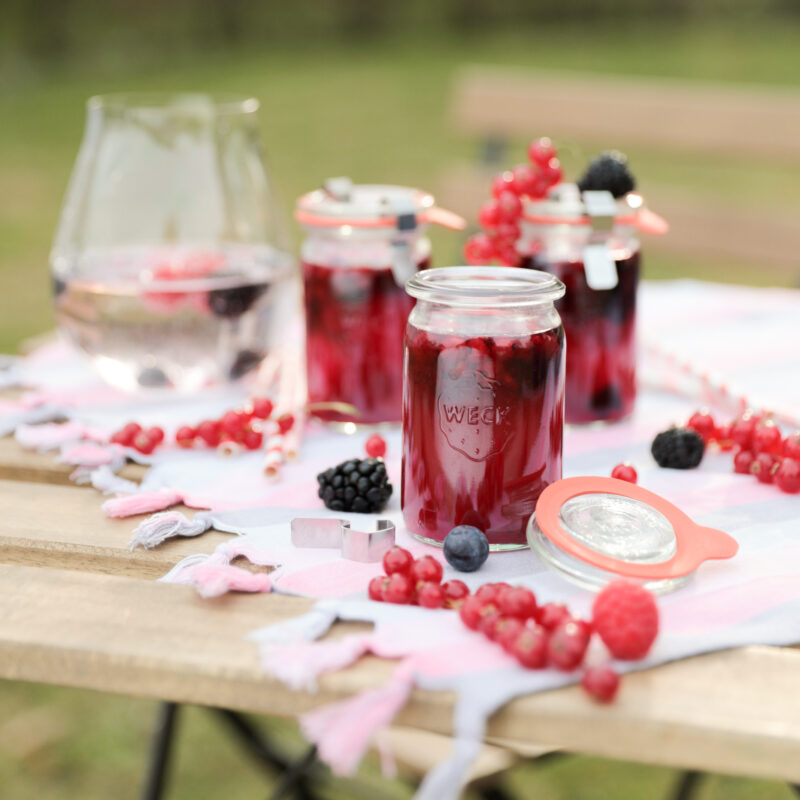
[290,517,395,563]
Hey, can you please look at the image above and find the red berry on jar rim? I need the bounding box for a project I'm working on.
[510,624,549,669]
[365,434,387,459]
[497,586,538,620]
[687,410,717,443]
[442,579,470,609]
[548,619,590,671]
[611,463,638,484]
[384,573,414,604]
[383,546,414,576]
[733,449,755,475]
[410,555,444,585]
[368,575,388,601]
[775,458,800,494]
[751,452,779,484]
[527,137,557,167]
[417,581,446,609]
[252,397,274,420]
[783,433,800,460]
[753,421,783,455]
[581,666,620,703]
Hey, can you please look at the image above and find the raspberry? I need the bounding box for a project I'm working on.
[538,602,570,631]
[581,666,620,703]
[417,581,446,609]
[751,452,779,484]
[547,619,590,670]
[383,546,414,576]
[496,587,538,620]
[365,434,387,459]
[368,575,388,601]
[410,555,443,585]
[593,580,659,661]
[733,449,754,474]
[510,624,549,669]
[687,411,717,443]
[753,421,782,455]
[611,463,637,483]
[442,579,470,609]
[384,573,414,604]
[775,458,800,494]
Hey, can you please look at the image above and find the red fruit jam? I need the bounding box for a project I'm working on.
[402,320,564,549]
[303,257,429,425]
[521,249,639,423]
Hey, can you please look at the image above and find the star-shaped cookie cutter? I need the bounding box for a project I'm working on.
[290,517,395,563]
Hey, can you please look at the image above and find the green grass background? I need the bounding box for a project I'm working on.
[1,16,800,799]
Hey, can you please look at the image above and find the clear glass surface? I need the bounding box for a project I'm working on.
[51,93,297,391]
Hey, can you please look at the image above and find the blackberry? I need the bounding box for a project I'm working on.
[651,427,705,469]
[317,458,393,513]
[578,151,636,198]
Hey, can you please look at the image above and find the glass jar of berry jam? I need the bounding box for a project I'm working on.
[518,185,665,424]
[402,267,566,550]
[296,179,464,428]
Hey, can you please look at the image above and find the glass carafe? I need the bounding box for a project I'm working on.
[51,93,297,392]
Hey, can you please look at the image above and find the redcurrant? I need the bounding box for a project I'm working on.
[474,583,511,604]
[410,555,443,585]
[540,157,563,186]
[459,595,484,630]
[611,463,638,483]
[442,579,470,609]
[464,233,496,265]
[548,619,590,671]
[368,575,389,602]
[730,414,759,450]
[417,581,446,609]
[383,546,414,576]
[510,624,549,668]
[197,420,221,447]
[527,137,556,167]
[491,171,516,198]
[495,220,521,242]
[733,449,755,474]
[784,433,800,460]
[478,200,501,230]
[146,426,165,445]
[477,606,502,638]
[494,617,525,652]
[276,414,295,434]
[365,434,387,459]
[132,431,156,455]
[776,458,800,494]
[384,573,414,604]
[243,429,263,450]
[220,410,244,439]
[538,602,570,631]
[175,425,196,448]
[496,586,538,619]
[252,397,274,420]
[581,666,620,703]
[687,411,717,443]
[511,163,538,196]
[753,421,783,455]
[715,423,734,452]
[751,452,779,484]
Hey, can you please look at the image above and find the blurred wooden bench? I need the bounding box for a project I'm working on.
[442,67,800,273]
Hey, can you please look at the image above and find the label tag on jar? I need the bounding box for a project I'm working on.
[582,190,619,291]
[583,243,618,291]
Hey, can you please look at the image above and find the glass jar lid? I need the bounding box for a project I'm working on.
[522,183,668,235]
[295,178,465,231]
[406,266,565,308]
[527,476,738,594]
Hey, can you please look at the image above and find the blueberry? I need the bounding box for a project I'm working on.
[443,525,489,572]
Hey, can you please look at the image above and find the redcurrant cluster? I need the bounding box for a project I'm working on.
[464,137,563,268]
[109,397,293,455]
[687,410,800,493]
[368,547,661,703]
[369,548,470,609]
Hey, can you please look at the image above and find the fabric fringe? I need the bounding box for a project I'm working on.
[190,562,271,599]
[84,465,141,495]
[300,665,414,776]
[102,488,184,518]
[130,510,213,550]
[15,421,86,451]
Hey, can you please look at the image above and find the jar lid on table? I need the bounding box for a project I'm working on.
[527,476,738,594]
[295,178,465,231]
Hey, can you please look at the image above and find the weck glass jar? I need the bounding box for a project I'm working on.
[517,184,660,424]
[51,93,296,392]
[297,180,463,428]
[402,267,566,550]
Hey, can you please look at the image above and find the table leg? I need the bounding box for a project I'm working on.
[268,744,319,800]
[670,770,702,800]
[140,702,180,800]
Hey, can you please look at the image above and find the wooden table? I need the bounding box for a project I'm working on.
[1,434,800,792]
